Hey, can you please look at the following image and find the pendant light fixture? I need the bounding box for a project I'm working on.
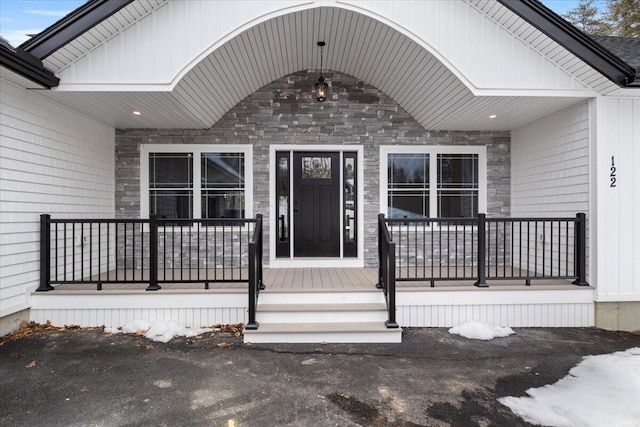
[314,41,328,102]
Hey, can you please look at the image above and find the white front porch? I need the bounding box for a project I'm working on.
[30,267,594,343]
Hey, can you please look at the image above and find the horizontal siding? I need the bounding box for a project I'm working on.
[511,102,590,216]
[30,307,247,329]
[398,303,594,327]
[30,300,593,328]
[510,102,591,283]
[0,79,115,318]
[595,98,640,301]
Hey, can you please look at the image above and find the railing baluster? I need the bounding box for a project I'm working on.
[542,221,546,276]
[503,221,506,278]
[55,222,59,282]
[106,223,110,282]
[565,220,569,277]
[72,222,76,282]
[454,223,458,278]
[81,222,84,282]
[414,220,418,280]
[214,222,218,281]
[510,221,514,278]
[462,222,466,278]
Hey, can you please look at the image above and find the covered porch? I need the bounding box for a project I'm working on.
[33,211,594,342]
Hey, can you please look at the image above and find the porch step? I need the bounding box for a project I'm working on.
[256,303,388,323]
[244,289,401,343]
[243,322,402,344]
[257,289,384,304]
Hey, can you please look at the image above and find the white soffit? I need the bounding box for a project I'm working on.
[38,1,598,130]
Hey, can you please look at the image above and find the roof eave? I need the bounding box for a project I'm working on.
[498,0,637,88]
[0,44,60,88]
[19,0,134,60]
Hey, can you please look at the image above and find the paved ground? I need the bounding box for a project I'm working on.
[1,325,639,427]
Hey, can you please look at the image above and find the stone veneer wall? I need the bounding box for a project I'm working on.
[116,71,510,266]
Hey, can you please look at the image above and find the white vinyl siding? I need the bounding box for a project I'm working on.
[595,98,640,301]
[0,79,115,318]
[397,289,595,327]
[511,102,590,283]
[511,102,590,216]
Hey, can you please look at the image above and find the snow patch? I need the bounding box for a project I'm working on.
[109,320,213,343]
[448,321,515,340]
[499,347,640,427]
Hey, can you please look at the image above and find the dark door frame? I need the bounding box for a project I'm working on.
[269,146,364,267]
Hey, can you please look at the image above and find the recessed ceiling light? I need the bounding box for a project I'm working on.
[489,114,497,119]
[133,111,141,116]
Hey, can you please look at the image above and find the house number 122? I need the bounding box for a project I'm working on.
[610,156,616,188]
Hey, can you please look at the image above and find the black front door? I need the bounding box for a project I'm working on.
[293,152,340,257]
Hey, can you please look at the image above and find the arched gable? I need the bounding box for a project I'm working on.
[50,0,591,95]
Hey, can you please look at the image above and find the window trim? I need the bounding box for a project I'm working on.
[380,145,487,220]
[140,144,253,220]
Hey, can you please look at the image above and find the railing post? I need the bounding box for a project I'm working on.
[474,213,488,287]
[257,214,265,290]
[246,238,259,330]
[146,215,161,291]
[37,214,54,291]
[572,212,589,286]
[385,241,399,328]
[376,214,385,289]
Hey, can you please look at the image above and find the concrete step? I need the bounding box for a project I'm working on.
[243,322,402,344]
[256,302,388,323]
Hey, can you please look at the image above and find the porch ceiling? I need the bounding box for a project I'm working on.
[39,4,589,131]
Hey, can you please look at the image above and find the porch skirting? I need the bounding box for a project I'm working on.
[396,286,595,327]
[30,275,595,329]
[29,290,247,329]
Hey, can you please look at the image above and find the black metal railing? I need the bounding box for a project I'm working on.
[246,214,264,330]
[377,212,589,328]
[377,214,399,328]
[380,212,589,288]
[38,214,263,292]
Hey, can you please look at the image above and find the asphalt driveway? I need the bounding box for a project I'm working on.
[1,325,639,426]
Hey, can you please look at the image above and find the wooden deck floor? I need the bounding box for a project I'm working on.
[49,267,574,292]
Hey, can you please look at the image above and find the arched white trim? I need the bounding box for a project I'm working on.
[168,2,480,95]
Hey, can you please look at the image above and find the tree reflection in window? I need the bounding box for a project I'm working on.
[302,157,331,178]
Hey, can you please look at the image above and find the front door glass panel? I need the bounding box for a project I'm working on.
[302,156,332,178]
[276,152,290,257]
[343,153,357,257]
